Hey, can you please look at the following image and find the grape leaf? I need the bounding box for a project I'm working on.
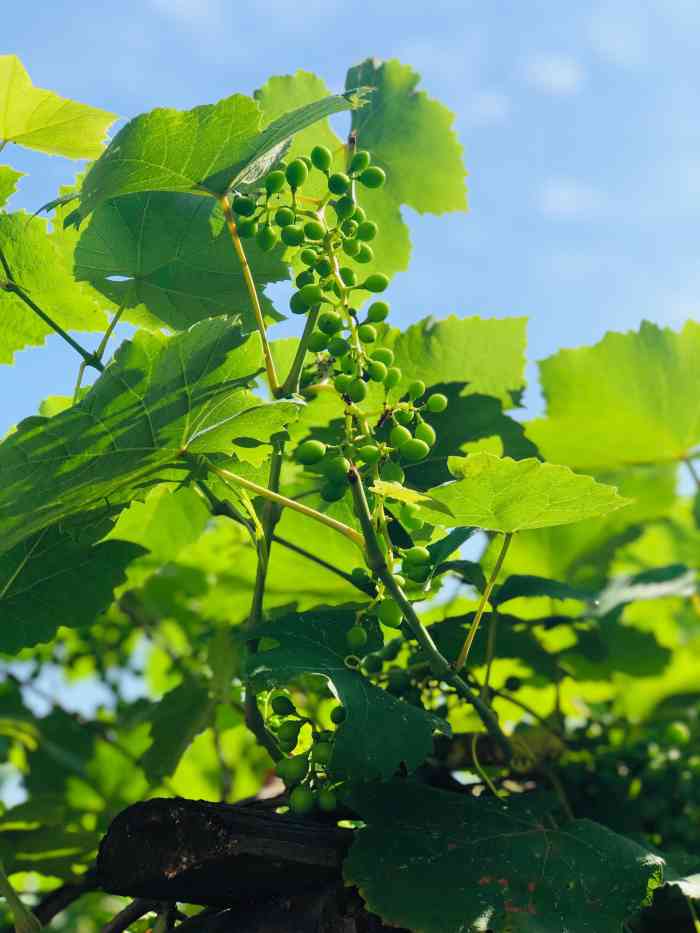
[75,89,366,220]
[527,321,700,470]
[74,191,288,332]
[592,564,696,618]
[0,55,115,158]
[345,781,665,933]
[0,523,144,653]
[370,479,452,515]
[388,316,527,407]
[248,609,449,781]
[140,678,216,784]
[0,211,111,363]
[0,319,298,554]
[494,574,592,607]
[344,58,467,282]
[420,454,630,533]
[0,166,23,208]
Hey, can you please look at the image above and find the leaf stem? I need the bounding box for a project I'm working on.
[279,306,320,396]
[0,246,104,371]
[454,532,513,672]
[219,195,280,396]
[204,459,365,550]
[349,468,512,761]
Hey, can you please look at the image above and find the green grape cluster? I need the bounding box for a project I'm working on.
[268,692,344,816]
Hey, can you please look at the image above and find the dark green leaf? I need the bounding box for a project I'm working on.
[140,678,215,784]
[494,574,593,607]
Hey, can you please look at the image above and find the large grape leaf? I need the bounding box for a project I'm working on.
[345,782,664,933]
[74,191,288,332]
[0,523,144,654]
[420,454,630,533]
[527,321,700,470]
[0,211,111,363]
[75,89,366,220]
[0,319,299,555]
[0,166,22,207]
[0,55,115,158]
[248,609,449,781]
[140,678,216,784]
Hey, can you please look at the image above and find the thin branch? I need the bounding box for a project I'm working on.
[279,305,320,396]
[455,532,512,671]
[101,898,160,933]
[219,194,279,395]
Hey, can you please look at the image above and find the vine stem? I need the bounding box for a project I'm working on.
[686,457,700,491]
[72,296,129,402]
[204,459,364,550]
[279,306,320,396]
[0,246,104,370]
[349,468,512,762]
[454,532,513,672]
[219,195,280,396]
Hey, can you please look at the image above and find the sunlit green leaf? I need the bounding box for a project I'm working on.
[0,166,22,208]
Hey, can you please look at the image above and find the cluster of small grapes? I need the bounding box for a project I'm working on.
[561,715,700,850]
[268,692,346,815]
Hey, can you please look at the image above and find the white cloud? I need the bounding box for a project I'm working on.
[524,55,586,95]
[538,179,608,219]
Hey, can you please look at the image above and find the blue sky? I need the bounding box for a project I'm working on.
[2,0,700,432]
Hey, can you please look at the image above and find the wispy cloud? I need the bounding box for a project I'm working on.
[524,55,586,95]
[466,90,510,125]
[587,2,649,67]
[538,179,608,219]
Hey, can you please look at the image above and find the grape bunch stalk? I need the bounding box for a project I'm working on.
[227,144,461,814]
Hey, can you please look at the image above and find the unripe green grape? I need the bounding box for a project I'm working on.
[233,194,256,216]
[289,785,315,815]
[426,393,448,413]
[335,196,356,220]
[256,224,279,252]
[318,310,344,335]
[393,574,406,587]
[343,238,361,258]
[340,353,357,374]
[351,566,372,585]
[357,444,381,463]
[315,257,333,277]
[312,741,333,766]
[271,695,297,716]
[356,243,374,264]
[341,219,359,238]
[408,380,426,400]
[339,267,358,287]
[289,291,309,315]
[278,720,301,744]
[311,145,333,173]
[320,481,346,502]
[381,461,405,483]
[393,409,413,427]
[334,373,353,394]
[275,206,296,227]
[300,155,313,170]
[304,220,325,241]
[377,598,403,629]
[286,159,308,189]
[308,332,329,353]
[237,218,258,238]
[363,273,389,293]
[371,346,394,365]
[278,735,297,753]
[665,722,691,746]
[296,269,315,288]
[349,149,371,173]
[324,456,351,483]
[400,439,430,463]
[296,439,327,465]
[264,170,286,195]
[415,421,437,446]
[318,788,338,812]
[358,324,377,343]
[403,546,431,566]
[363,653,383,674]
[367,360,387,382]
[390,424,413,448]
[300,247,318,266]
[281,224,305,247]
[348,379,368,403]
[357,220,378,242]
[360,166,386,188]
[331,705,347,724]
[352,205,367,223]
[328,172,351,195]
[346,625,368,651]
[300,283,323,307]
[403,562,431,583]
[276,755,308,785]
[327,336,350,357]
[399,502,424,531]
[385,367,402,389]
